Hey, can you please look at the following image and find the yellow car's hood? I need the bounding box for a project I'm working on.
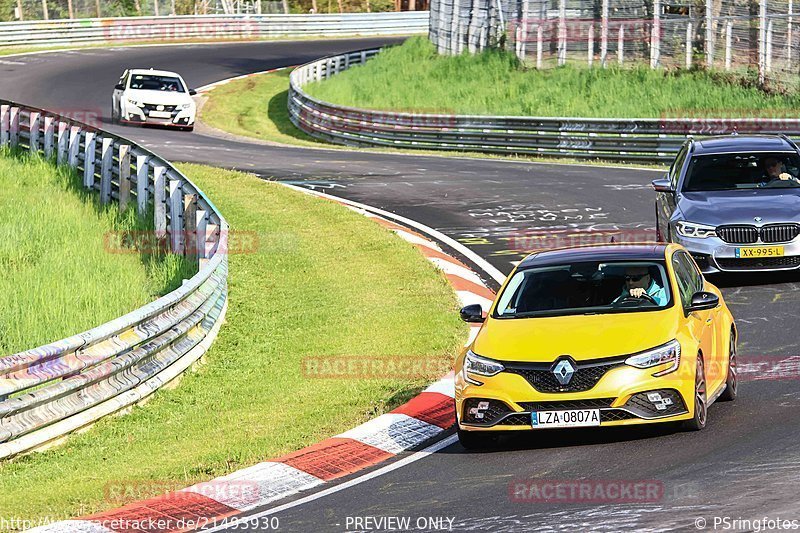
[472,310,678,362]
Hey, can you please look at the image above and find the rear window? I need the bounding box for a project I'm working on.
[129,74,185,93]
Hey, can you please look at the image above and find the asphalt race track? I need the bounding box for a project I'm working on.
[4,39,800,532]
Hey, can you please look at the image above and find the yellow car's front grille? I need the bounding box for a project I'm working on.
[503,357,627,393]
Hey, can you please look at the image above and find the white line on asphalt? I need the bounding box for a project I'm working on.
[201,434,459,532]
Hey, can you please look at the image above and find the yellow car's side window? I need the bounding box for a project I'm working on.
[671,253,696,308]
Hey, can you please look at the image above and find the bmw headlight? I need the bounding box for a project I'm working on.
[675,221,716,239]
[625,339,681,376]
[126,98,142,107]
[462,350,504,385]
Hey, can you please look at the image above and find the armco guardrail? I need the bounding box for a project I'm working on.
[0,101,228,459]
[288,48,800,162]
[0,12,429,47]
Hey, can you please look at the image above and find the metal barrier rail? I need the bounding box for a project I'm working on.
[288,48,800,162]
[0,12,429,47]
[0,100,228,459]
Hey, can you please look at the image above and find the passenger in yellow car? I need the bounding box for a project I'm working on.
[615,266,668,306]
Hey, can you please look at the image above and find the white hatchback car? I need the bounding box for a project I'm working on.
[112,69,197,131]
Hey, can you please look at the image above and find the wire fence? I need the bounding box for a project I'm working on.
[430,0,800,91]
[5,0,391,21]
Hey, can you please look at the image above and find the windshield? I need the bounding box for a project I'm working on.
[128,74,185,93]
[683,152,800,191]
[493,261,672,318]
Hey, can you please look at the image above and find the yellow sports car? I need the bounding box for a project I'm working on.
[455,243,737,449]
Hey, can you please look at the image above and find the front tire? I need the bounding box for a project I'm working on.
[682,355,707,431]
[457,429,496,450]
[719,331,738,401]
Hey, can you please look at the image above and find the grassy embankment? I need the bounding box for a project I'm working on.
[0,150,194,354]
[200,36,800,159]
[304,37,800,117]
[0,161,466,522]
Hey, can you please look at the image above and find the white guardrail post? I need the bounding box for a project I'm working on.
[0,105,9,147]
[0,98,228,459]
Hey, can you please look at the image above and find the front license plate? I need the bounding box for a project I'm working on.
[735,246,784,258]
[148,111,171,119]
[532,409,601,429]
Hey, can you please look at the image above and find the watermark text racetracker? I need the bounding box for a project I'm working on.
[302,356,448,380]
[509,479,701,504]
[104,479,261,506]
[104,229,272,256]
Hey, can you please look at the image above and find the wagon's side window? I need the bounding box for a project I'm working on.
[669,144,688,190]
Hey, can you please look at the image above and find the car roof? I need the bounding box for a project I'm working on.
[128,68,183,78]
[517,244,669,269]
[690,135,797,155]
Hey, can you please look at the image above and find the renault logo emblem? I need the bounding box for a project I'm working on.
[552,358,575,385]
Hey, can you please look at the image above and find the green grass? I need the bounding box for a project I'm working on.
[304,36,800,118]
[200,69,321,147]
[198,68,668,169]
[0,150,194,355]
[0,163,466,522]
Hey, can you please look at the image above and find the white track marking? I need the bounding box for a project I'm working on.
[27,520,114,533]
[424,375,455,398]
[336,414,442,454]
[200,434,459,532]
[427,257,485,285]
[181,462,324,511]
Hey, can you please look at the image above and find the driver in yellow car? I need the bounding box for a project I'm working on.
[615,266,668,306]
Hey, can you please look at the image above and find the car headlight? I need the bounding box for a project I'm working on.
[126,98,142,107]
[675,221,716,239]
[462,350,504,385]
[625,339,681,376]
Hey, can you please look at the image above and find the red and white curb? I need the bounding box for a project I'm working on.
[30,187,503,533]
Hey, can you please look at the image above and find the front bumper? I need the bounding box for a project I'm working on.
[122,101,195,127]
[672,233,800,274]
[455,359,695,432]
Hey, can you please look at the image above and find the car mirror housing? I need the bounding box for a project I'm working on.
[687,291,719,312]
[460,304,484,323]
[651,178,673,193]
[114,84,124,90]
[189,89,197,96]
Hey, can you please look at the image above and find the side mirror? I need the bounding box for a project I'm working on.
[460,304,484,323]
[189,89,197,96]
[651,178,673,193]
[687,291,719,312]
[114,84,124,90]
